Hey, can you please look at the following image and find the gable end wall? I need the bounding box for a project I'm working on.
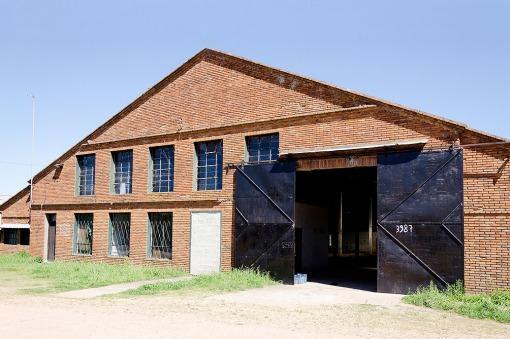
[0,52,508,293]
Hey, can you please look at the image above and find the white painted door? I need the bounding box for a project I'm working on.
[190,211,221,275]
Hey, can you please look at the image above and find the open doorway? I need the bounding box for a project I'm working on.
[295,166,377,291]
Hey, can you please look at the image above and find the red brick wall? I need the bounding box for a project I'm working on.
[92,56,370,144]
[30,207,201,269]
[27,106,452,270]
[463,146,510,293]
[0,243,29,255]
[0,192,31,255]
[1,191,30,223]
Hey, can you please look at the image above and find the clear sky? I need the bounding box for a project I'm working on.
[0,0,509,202]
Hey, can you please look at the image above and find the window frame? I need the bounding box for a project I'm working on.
[245,133,280,164]
[108,213,131,258]
[76,154,96,196]
[111,150,133,195]
[73,213,93,256]
[147,212,173,260]
[194,140,223,191]
[149,145,175,193]
[3,229,18,245]
[19,229,30,245]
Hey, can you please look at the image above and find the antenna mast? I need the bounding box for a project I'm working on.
[30,94,35,208]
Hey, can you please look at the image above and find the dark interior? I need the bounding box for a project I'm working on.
[295,166,378,291]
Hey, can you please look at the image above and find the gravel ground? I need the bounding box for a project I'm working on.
[1,282,509,338]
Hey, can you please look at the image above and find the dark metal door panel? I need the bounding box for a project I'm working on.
[377,150,463,294]
[234,161,296,284]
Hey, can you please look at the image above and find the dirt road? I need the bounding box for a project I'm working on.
[1,283,509,338]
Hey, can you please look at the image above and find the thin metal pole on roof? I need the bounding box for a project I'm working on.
[29,94,35,209]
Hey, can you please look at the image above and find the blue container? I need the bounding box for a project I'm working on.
[294,273,307,284]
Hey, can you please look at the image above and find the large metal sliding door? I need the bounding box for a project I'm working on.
[234,161,296,283]
[377,149,464,294]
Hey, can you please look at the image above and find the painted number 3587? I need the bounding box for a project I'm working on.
[396,224,413,233]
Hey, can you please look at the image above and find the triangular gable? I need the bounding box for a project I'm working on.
[1,48,506,211]
[92,51,374,143]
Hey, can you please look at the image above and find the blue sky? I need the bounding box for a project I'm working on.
[0,0,509,201]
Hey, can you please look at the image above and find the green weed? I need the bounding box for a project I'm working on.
[403,281,510,323]
[124,268,276,296]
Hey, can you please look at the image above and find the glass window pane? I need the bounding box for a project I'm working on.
[197,178,206,190]
[195,140,223,191]
[112,151,133,194]
[4,229,18,245]
[148,212,172,259]
[74,214,93,255]
[109,213,130,257]
[246,133,279,164]
[77,154,95,196]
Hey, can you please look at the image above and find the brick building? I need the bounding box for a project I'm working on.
[0,49,508,294]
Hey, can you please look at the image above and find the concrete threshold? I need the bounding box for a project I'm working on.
[55,276,191,299]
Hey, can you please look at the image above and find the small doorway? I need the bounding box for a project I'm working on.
[190,211,221,275]
[46,214,57,262]
[295,166,377,291]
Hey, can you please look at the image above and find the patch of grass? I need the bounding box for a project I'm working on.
[0,252,184,294]
[124,268,276,296]
[403,281,510,323]
[0,251,41,266]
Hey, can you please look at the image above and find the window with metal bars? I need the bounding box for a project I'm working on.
[195,140,223,191]
[148,212,172,260]
[73,214,93,255]
[246,133,279,163]
[150,146,174,192]
[20,229,30,245]
[77,154,95,195]
[109,213,130,257]
[112,150,133,194]
[3,229,18,245]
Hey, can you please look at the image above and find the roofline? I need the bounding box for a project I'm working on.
[0,186,30,211]
[4,48,507,209]
[205,48,509,142]
[30,48,213,185]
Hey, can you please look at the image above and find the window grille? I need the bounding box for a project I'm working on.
[77,154,95,195]
[150,146,174,192]
[148,212,172,259]
[195,140,223,190]
[109,213,130,257]
[73,214,93,255]
[246,133,279,163]
[4,229,18,245]
[20,229,30,245]
[112,150,133,194]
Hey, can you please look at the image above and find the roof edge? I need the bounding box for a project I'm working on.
[0,186,30,212]
[205,48,508,142]
[30,48,211,185]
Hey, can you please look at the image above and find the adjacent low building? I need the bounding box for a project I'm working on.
[1,49,508,294]
[0,190,30,254]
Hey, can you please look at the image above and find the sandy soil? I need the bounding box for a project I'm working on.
[1,282,509,338]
